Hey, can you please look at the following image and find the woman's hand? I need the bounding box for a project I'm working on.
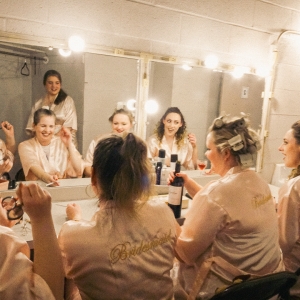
[0,158,13,174]
[43,173,60,186]
[60,126,72,147]
[1,121,14,137]
[16,182,52,223]
[188,133,197,148]
[66,203,82,221]
[168,170,189,185]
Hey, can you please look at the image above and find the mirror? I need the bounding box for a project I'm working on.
[0,39,265,188]
[146,61,264,157]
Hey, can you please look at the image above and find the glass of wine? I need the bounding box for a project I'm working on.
[197,159,207,175]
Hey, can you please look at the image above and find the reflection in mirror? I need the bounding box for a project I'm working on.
[0,42,140,182]
[146,61,264,158]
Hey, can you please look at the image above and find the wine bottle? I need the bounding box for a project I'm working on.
[168,161,183,218]
[158,149,166,166]
[170,154,178,171]
[155,161,162,185]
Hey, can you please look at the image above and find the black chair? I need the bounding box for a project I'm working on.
[15,168,25,181]
[210,269,300,300]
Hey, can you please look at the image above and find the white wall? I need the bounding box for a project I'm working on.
[1,0,300,181]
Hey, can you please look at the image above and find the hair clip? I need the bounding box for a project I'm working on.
[239,153,256,167]
[228,134,244,151]
[230,118,246,131]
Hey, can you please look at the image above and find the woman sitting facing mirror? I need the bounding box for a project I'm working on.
[147,107,198,170]
[59,133,179,299]
[26,69,78,147]
[170,115,283,299]
[0,121,16,179]
[19,108,84,185]
[84,108,134,177]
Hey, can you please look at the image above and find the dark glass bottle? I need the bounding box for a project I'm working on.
[155,161,162,185]
[168,161,183,218]
[170,154,178,171]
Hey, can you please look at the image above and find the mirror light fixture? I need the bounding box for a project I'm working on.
[145,99,158,114]
[58,48,72,57]
[126,99,136,111]
[232,66,250,79]
[204,54,219,69]
[68,35,85,52]
[182,63,192,71]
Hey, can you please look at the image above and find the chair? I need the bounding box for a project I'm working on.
[209,269,300,300]
[15,168,25,181]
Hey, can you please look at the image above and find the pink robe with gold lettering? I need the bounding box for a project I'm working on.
[58,200,178,300]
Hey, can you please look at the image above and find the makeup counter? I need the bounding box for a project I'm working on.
[1,171,280,245]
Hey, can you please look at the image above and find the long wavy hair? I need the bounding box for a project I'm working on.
[154,107,187,149]
[43,70,68,105]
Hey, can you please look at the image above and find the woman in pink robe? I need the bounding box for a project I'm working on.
[19,108,84,185]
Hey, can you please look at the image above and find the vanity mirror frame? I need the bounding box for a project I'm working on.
[0,30,271,180]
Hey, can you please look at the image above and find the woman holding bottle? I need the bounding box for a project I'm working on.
[278,120,300,297]
[59,133,179,299]
[19,108,84,185]
[26,69,78,146]
[84,108,134,177]
[147,107,198,170]
[170,115,283,299]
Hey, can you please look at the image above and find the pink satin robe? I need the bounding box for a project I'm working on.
[175,167,283,299]
[0,225,55,299]
[58,200,178,300]
[18,136,84,180]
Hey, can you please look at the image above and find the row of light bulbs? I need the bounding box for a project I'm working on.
[181,54,270,78]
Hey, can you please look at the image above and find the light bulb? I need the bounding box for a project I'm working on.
[58,48,71,57]
[182,64,192,71]
[68,35,85,52]
[204,55,219,69]
[145,100,158,114]
[126,99,136,111]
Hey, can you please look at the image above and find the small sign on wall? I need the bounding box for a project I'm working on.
[241,86,249,98]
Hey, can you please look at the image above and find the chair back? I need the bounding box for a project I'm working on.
[210,270,299,300]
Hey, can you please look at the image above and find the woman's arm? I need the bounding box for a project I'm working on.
[1,121,16,154]
[188,133,198,170]
[16,182,64,300]
[30,165,59,185]
[60,127,82,176]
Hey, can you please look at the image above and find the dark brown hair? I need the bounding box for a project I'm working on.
[43,70,68,105]
[33,108,56,125]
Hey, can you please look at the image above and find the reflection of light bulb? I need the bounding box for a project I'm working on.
[204,55,218,69]
[182,64,192,71]
[68,35,85,52]
[232,66,245,78]
[126,99,136,111]
[145,100,158,114]
[58,48,71,57]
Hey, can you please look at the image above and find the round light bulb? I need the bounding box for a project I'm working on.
[182,64,192,71]
[145,100,158,114]
[232,66,245,78]
[126,99,136,111]
[68,35,85,52]
[58,48,72,57]
[204,55,219,69]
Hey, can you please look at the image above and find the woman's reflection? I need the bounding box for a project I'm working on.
[147,107,198,170]
[26,70,78,147]
[84,108,134,177]
[19,109,83,185]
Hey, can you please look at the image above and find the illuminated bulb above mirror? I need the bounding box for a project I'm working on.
[126,99,136,111]
[232,66,250,78]
[145,99,158,114]
[68,35,85,52]
[59,48,72,57]
[182,64,192,71]
[204,54,219,69]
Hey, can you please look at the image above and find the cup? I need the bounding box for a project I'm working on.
[197,159,207,174]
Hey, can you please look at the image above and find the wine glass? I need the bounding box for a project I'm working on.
[197,159,207,175]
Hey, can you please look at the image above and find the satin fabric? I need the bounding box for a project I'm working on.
[175,167,283,300]
[58,199,178,300]
[278,176,300,296]
[0,225,55,299]
[18,136,84,180]
[84,135,102,167]
[147,134,194,170]
[26,95,78,146]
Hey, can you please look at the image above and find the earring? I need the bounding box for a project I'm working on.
[85,184,97,198]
